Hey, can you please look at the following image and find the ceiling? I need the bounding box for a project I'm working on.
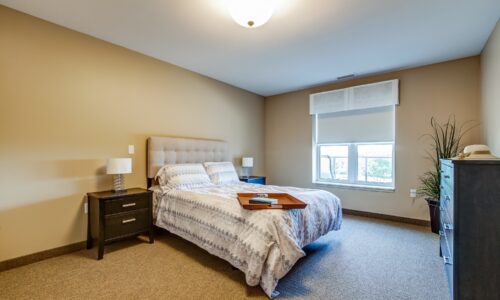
[1,0,499,96]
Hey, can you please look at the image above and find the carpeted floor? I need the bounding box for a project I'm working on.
[0,215,449,300]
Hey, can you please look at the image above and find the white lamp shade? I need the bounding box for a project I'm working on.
[242,157,254,168]
[106,158,132,174]
[228,0,275,28]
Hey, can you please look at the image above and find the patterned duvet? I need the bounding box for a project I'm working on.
[153,182,342,298]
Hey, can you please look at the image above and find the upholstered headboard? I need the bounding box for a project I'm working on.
[147,136,229,184]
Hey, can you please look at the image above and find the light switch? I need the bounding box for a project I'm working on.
[410,189,417,198]
[128,145,135,154]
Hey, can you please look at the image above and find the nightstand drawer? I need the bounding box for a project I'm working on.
[104,194,149,215]
[104,209,149,240]
[240,176,266,185]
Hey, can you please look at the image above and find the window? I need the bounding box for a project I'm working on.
[317,143,394,187]
[311,80,398,190]
[319,145,348,181]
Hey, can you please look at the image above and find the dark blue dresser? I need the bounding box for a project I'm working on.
[439,159,500,300]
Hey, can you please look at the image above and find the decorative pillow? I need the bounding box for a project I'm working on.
[155,164,214,190]
[203,162,240,185]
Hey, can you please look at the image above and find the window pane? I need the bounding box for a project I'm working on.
[320,145,348,157]
[357,144,393,184]
[319,145,348,181]
[319,157,332,179]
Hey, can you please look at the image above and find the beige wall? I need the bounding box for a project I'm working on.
[265,57,481,221]
[481,20,500,156]
[0,6,264,262]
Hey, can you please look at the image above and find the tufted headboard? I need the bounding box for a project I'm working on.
[147,136,229,186]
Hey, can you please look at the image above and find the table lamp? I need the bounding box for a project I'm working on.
[242,157,253,178]
[107,158,132,192]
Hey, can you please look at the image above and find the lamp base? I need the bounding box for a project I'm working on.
[112,174,126,192]
[242,167,253,178]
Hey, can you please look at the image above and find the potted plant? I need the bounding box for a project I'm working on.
[417,116,474,234]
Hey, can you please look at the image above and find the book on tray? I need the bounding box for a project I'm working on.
[249,197,278,205]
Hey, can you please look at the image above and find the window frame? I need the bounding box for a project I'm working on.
[312,115,396,191]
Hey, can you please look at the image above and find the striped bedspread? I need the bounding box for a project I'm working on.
[153,182,342,298]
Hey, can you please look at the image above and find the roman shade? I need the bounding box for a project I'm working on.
[316,106,394,144]
[309,79,399,115]
[311,79,398,144]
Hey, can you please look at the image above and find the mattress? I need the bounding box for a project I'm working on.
[152,182,342,298]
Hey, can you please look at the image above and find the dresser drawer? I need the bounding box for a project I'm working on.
[440,205,452,228]
[441,161,453,180]
[440,181,453,200]
[440,227,453,296]
[104,194,149,215]
[440,193,453,225]
[440,214,454,258]
[104,209,149,240]
[440,168,454,224]
[441,163,453,191]
[444,256,453,298]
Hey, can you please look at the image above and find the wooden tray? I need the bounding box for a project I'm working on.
[237,193,307,210]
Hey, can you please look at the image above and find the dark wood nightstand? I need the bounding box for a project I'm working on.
[239,176,266,185]
[86,188,154,260]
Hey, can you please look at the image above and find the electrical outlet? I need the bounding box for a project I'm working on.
[84,203,88,214]
[128,145,135,154]
[410,189,417,198]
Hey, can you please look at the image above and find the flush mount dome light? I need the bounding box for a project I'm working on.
[229,0,276,28]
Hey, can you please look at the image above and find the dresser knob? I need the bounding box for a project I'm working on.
[122,218,136,224]
[444,223,454,231]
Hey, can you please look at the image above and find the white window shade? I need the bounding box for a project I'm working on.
[310,79,399,115]
[316,106,394,144]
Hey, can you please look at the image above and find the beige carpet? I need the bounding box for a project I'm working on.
[0,215,449,299]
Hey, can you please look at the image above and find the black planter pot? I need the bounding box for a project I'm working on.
[426,198,440,234]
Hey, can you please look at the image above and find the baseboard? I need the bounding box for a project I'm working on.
[343,208,430,227]
[0,211,428,272]
[0,241,86,272]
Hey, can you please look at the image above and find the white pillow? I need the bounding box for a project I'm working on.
[203,162,240,185]
[155,164,214,190]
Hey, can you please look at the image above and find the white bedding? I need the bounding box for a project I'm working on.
[152,182,342,298]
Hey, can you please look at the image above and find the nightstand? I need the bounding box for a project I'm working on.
[86,188,154,260]
[239,176,266,185]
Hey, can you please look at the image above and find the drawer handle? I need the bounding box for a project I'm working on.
[444,175,450,179]
[122,202,136,208]
[443,223,454,231]
[122,218,136,224]
[443,256,453,265]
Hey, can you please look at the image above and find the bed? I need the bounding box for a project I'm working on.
[147,136,342,298]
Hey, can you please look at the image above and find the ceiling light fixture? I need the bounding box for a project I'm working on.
[228,0,276,28]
